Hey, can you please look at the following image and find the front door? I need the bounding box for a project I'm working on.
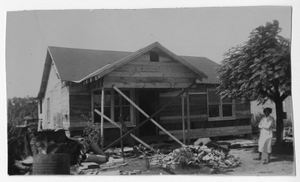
[138,89,157,137]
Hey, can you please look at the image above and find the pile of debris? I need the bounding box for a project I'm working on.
[150,144,241,171]
[12,126,243,175]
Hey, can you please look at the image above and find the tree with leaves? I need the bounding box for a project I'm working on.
[7,97,38,125]
[216,20,291,146]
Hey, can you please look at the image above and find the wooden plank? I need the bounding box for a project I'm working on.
[161,119,202,125]
[131,54,149,62]
[69,83,89,93]
[67,119,136,129]
[116,63,192,73]
[103,82,194,88]
[160,114,207,120]
[106,71,196,78]
[159,125,252,135]
[186,89,191,144]
[103,76,193,84]
[181,90,186,144]
[171,129,252,140]
[161,118,207,124]
[100,87,104,148]
[131,55,173,64]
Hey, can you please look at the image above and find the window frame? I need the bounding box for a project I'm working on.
[207,89,236,121]
[92,88,135,126]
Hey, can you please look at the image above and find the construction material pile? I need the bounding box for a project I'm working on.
[150,145,241,170]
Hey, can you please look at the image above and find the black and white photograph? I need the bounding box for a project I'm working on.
[2,0,299,179]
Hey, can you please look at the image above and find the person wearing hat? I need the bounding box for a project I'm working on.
[253,107,275,164]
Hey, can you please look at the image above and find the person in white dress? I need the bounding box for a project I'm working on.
[253,107,275,164]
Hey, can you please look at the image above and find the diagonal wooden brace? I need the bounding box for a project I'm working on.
[103,82,195,150]
[113,85,185,146]
[94,109,156,152]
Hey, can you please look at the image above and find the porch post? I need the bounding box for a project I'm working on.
[181,89,186,144]
[186,89,191,144]
[100,87,104,148]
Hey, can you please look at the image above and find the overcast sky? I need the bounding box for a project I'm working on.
[5,6,292,98]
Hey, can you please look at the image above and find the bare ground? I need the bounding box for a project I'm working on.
[111,143,295,176]
[224,147,294,176]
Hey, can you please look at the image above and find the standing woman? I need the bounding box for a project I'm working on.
[254,107,275,164]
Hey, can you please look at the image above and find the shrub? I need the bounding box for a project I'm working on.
[80,113,102,146]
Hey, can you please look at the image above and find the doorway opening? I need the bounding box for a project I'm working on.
[138,89,158,137]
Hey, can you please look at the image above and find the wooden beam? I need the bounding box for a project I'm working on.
[106,71,196,78]
[94,109,155,152]
[103,82,196,150]
[181,89,186,144]
[104,76,193,84]
[159,125,253,138]
[103,82,193,89]
[113,85,185,146]
[120,123,124,158]
[116,62,193,73]
[186,89,191,144]
[100,87,104,148]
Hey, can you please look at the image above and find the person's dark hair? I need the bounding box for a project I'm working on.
[263,107,272,113]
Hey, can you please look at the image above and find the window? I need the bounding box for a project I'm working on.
[207,89,234,119]
[222,98,233,117]
[93,89,132,123]
[150,51,159,62]
[93,90,111,123]
[208,90,220,117]
[114,90,131,122]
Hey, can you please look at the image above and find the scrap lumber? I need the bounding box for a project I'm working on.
[150,145,240,170]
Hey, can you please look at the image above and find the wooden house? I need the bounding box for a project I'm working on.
[37,42,252,145]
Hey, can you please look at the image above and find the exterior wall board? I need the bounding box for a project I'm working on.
[41,63,62,130]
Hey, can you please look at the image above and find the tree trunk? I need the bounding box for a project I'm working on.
[274,100,284,146]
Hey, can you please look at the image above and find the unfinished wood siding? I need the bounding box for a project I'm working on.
[103,53,197,88]
[61,84,69,129]
[158,84,252,140]
[159,125,252,140]
[68,83,91,130]
[42,63,62,130]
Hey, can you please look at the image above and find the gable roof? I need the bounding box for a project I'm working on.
[181,56,219,84]
[48,46,132,82]
[78,42,208,84]
[38,42,220,98]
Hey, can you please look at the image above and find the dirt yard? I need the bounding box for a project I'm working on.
[225,147,294,176]
[111,141,295,176]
